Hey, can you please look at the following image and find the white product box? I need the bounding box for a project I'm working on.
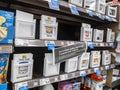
[43,53,60,77]
[93,29,104,42]
[107,6,117,18]
[78,52,90,70]
[65,56,78,73]
[84,0,96,11]
[96,0,106,14]
[90,51,101,68]
[113,69,119,76]
[102,50,111,65]
[91,81,103,90]
[11,53,33,83]
[106,28,115,42]
[40,15,58,40]
[80,23,92,41]
[15,10,36,39]
[69,0,83,7]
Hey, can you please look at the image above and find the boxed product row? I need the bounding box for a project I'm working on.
[41,72,106,90]
[68,0,117,18]
[11,50,112,83]
[15,10,115,43]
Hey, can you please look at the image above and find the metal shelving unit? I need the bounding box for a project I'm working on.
[13,64,115,90]
[15,39,115,48]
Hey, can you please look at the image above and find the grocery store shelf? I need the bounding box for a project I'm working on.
[0,0,117,24]
[15,39,114,48]
[0,45,13,53]
[13,64,115,89]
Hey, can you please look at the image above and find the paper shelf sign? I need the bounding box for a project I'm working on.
[48,0,60,11]
[52,43,85,63]
[69,4,79,15]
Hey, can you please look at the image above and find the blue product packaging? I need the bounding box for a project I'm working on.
[0,10,14,44]
[0,54,10,84]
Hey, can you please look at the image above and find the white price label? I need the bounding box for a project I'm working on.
[40,78,50,85]
[100,43,104,46]
[67,41,75,46]
[72,73,75,77]
[54,77,58,81]
[111,64,115,68]
[112,18,117,22]
[61,41,65,45]
[60,74,68,80]
[45,41,55,46]
[34,81,38,86]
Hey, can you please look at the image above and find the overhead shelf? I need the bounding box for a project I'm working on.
[0,0,117,24]
[15,39,114,48]
[13,64,115,89]
[0,45,13,53]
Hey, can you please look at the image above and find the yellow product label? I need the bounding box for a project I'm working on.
[22,55,27,59]
[0,16,6,26]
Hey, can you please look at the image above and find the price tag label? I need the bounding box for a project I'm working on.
[105,66,110,70]
[15,82,28,90]
[100,43,104,46]
[80,71,86,77]
[72,73,75,77]
[106,16,112,22]
[48,0,60,10]
[86,10,93,17]
[96,13,103,20]
[54,77,58,81]
[45,41,55,50]
[61,41,65,46]
[40,78,50,85]
[67,41,75,46]
[60,74,68,80]
[112,18,117,22]
[34,81,38,86]
[111,64,115,68]
[69,4,79,15]
[88,44,94,49]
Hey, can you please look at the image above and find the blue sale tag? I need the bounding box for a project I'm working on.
[19,86,28,90]
[112,44,115,48]
[95,70,100,74]
[49,0,60,10]
[88,44,94,49]
[70,4,79,15]
[98,14,103,19]
[106,16,112,22]
[81,73,86,77]
[48,43,55,50]
[88,11,93,17]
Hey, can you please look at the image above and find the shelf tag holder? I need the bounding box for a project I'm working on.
[69,4,79,15]
[80,71,86,77]
[106,16,112,22]
[105,66,110,70]
[86,10,93,17]
[88,43,94,49]
[48,0,60,11]
[96,13,104,20]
